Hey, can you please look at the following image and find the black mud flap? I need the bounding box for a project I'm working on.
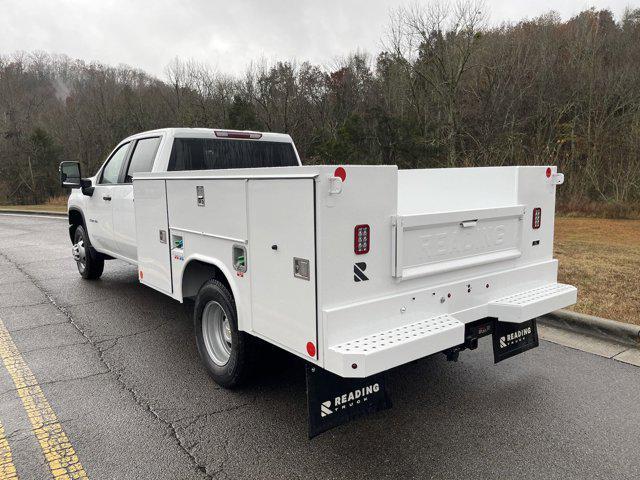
[493,318,539,363]
[306,364,392,438]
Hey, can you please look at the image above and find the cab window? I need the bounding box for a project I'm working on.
[167,138,299,171]
[125,137,161,183]
[100,143,130,184]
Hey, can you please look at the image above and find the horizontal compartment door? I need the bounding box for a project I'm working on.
[394,205,525,280]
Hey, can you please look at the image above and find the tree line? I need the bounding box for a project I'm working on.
[1,3,639,206]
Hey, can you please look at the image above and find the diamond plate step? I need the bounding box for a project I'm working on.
[489,283,577,323]
[327,314,464,377]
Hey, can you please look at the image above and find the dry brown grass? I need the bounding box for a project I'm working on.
[0,204,66,213]
[555,217,640,325]
[557,201,640,219]
[45,195,69,206]
[0,195,67,212]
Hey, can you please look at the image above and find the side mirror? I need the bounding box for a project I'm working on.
[59,161,82,188]
[59,161,94,196]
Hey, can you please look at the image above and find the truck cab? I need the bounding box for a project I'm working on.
[66,128,301,265]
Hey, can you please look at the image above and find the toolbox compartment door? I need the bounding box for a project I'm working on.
[133,179,173,294]
[394,205,525,280]
[248,179,317,358]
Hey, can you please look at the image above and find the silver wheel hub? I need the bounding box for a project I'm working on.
[72,239,86,272]
[202,301,232,366]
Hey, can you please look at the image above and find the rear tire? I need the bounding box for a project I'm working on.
[194,279,254,388]
[72,225,104,280]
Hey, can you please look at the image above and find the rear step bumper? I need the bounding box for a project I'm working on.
[488,283,577,323]
[326,282,576,377]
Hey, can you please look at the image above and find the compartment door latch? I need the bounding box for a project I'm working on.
[294,257,310,280]
[196,185,205,206]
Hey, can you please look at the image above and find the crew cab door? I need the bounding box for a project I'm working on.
[113,136,163,261]
[87,142,131,253]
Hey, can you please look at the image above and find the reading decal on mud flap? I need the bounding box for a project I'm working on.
[492,318,539,363]
[306,364,391,438]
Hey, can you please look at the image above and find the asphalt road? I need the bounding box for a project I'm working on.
[0,214,639,480]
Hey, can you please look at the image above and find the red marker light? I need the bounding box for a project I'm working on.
[546,167,552,178]
[306,342,316,357]
[334,167,346,182]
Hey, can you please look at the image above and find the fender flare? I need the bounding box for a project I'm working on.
[179,253,241,317]
[68,207,91,246]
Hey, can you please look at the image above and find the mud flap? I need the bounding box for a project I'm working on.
[493,318,539,363]
[306,364,392,438]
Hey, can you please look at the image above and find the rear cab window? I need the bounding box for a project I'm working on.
[125,137,161,182]
[167,138,299,171]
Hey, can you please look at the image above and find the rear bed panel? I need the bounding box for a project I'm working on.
[317,166,559,308]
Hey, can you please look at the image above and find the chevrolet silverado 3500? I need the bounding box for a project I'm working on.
[59,128,577,437]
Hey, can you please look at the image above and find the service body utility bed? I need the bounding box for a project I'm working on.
[133,165,576,380]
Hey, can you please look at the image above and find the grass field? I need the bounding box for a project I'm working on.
[0,204,66,213]
[555,217,640,325]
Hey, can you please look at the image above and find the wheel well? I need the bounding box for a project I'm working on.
[181,260,232,300]
[68,209,84,243]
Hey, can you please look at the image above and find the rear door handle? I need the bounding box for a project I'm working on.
[460,219,478,228]
[103,195,112,201]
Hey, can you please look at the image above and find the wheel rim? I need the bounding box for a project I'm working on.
[72,238,86,273]
[202,301,232,366]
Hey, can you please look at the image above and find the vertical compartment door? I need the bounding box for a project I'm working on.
[248,179,317,358]
[133,179,172,294]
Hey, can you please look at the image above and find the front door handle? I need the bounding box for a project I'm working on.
[103,195,112,201]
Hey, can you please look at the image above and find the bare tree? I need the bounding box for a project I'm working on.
[386,0,487,166]
[1,7,640,208]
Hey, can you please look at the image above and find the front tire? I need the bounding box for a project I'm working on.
[72,225,104,280]
[194,279,253,388]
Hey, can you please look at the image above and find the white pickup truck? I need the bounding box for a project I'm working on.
[60,127,577,437]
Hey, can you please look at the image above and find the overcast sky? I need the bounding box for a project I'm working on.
[1,0,636,79]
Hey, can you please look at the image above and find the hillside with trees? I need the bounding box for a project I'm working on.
[1,5,639,210]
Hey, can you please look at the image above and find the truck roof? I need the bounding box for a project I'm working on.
[121,128,294,144]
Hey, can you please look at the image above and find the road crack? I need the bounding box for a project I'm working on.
[0,251,212,480]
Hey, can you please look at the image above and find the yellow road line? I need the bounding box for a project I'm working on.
[0,420,18,479]
[0,320,87,479]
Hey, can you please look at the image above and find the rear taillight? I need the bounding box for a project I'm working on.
[214,130,262,139]
[532,207,542,229]
[354,224,370,255]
